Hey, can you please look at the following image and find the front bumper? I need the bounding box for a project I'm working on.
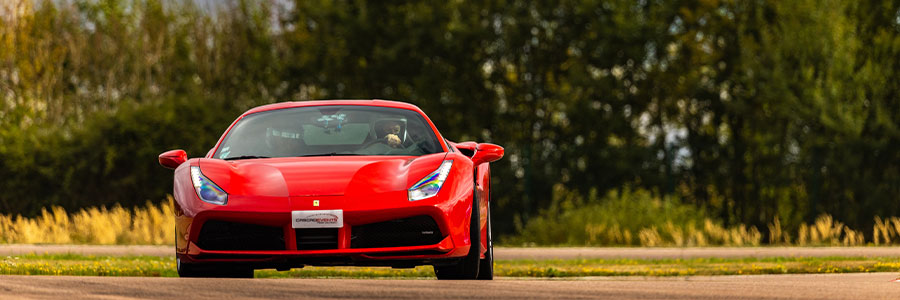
[175,190,473,267]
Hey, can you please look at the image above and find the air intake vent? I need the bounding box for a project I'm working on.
[296,228,339,250]
[197,220,285,251]
[351,215,443,248]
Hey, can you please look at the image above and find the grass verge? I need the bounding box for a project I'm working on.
[1,254,898,278]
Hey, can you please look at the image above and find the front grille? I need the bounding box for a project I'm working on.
[197,220,285,251]
[295,228,339,250]
[351,215,443,248]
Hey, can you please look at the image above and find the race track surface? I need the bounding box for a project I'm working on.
[1,273,899,299]
[2,244,899,259]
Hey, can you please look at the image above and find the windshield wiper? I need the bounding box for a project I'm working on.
[299,152,364,157]
[223,155,271,161]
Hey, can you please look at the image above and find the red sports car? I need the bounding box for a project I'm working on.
[158,100,503,279]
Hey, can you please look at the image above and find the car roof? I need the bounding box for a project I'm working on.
[242,99,425,116]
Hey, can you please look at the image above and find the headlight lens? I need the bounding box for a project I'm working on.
[190,166,228,205]
[408,160,453,201]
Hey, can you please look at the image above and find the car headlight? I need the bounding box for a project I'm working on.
[190,166,228,205]
[408,160,453,201]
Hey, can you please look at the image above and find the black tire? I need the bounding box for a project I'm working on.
[176,258,201,277]
[434,187,481,280]
[177,258,254,278]
[477,201,493,280]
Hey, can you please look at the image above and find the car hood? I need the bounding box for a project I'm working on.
[197,153,447,197]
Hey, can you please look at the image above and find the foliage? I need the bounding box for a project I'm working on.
[507,186,716,246]
[0,0,899,240]
[508,186,900,247]
[0,97,234,214]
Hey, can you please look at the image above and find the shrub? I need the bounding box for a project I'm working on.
[505,185,760,246]
[506,185,894,247]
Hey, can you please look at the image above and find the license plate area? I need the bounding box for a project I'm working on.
[291,210,343,228]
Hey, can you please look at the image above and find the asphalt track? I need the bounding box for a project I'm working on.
[2,244,899,259]
[0,273,899,299]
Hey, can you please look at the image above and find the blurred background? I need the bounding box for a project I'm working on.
[1,0,899,246]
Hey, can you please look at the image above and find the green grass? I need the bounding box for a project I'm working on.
[0,254,177,277]
[2,254,899,278]
[494,257,900,277]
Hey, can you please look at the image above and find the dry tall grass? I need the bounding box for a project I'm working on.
[634,220,763,247]
[2,196,900,247]
[510,186,900,247]
[0,198,174,245]
[794,215,866,246]
[595,215,900,247]
[873,216,900,245]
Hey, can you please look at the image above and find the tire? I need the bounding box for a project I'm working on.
[434,186,481,280]
[477,201,493,280]
[176,258,201,277]
[177,258,254,278]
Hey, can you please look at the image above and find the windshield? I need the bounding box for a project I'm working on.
[214,105,444,159]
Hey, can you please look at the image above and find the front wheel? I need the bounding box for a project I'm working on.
[476,201,493,280]
[434,188,481,280]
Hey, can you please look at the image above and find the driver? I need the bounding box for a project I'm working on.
[266,125,305,157]
[380,121,403,148]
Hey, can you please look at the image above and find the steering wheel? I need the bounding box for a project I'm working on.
[359,137,391,150]
[410,139,431,151]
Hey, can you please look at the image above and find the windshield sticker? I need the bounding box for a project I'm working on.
[267,128,302,139]
[218,146,231,159]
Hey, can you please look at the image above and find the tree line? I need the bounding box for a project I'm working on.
[1,0,898,237]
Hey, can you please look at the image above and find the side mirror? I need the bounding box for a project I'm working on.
[159,149,187,169]
[454,141,477,157]
[471,143,504,165]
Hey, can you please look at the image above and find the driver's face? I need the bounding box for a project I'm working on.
[383,123,401,135]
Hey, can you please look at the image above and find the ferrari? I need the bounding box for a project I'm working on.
[158,100,503,279]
